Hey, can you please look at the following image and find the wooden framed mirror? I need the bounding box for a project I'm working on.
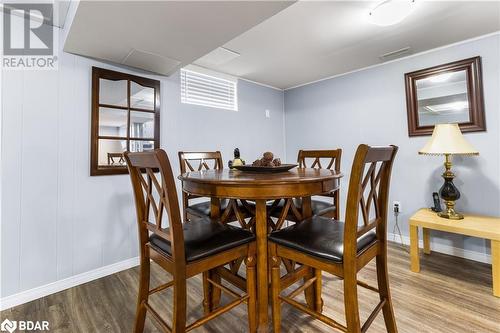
[91,67,160,176]
[405,57,485,137]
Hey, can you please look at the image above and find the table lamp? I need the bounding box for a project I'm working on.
[419,124,479,220]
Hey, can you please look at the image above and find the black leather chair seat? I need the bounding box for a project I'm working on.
[300,198,336,216]
[187,199,254,218]
[187,199,229,217]
[269,198,335,219]
[268,216,376,263]
[149,217,255,262]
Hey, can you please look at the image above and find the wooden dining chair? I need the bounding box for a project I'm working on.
[268,144,398,333]
[125,149,257,333]
[269,149,342,222]
[178,151,224,222]
[107,152,125,165]
[178,151,254,225]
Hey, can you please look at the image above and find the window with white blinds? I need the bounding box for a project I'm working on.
[180,68,238,111]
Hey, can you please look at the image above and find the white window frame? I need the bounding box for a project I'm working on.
[180,66,238,111]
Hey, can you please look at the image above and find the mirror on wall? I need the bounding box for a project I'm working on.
[405,57,485,136]
[91,67,161,176]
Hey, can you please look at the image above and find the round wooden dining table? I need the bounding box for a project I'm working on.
[179,168,343,332]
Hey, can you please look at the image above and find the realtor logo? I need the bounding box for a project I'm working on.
[0,319,17,333]
[3,3,53,55]
[2,2,58,69]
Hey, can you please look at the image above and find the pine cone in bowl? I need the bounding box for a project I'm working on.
[252,159,263,166]
[252,152,283,167]
[263,152,274,161]
[262,160,275,167]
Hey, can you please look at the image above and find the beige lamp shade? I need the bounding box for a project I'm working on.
[419,124,479,156]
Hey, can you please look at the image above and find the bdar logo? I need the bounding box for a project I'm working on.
[0,319,49,332]
[0,319,17,333]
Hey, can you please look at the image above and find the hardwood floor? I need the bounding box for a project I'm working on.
[2,244,499,332]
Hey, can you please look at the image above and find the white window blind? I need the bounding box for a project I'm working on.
[181,69,238,111]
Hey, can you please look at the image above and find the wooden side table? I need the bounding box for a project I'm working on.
[409,208,500,297]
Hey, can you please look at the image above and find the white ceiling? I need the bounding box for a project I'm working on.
[64,1,294,75]
[195,1,500,89]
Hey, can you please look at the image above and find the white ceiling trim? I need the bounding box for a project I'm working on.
[190,64,283,91]
[285,30,500,91]
[239,77,283,91]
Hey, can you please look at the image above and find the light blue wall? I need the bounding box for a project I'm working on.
[284,34,500,257]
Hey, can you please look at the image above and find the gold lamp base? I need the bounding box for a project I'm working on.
[438,200,464,220]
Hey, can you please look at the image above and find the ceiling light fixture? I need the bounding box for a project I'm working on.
[368,0,417,27]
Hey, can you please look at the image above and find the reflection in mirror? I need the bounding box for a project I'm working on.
[98,139,127,167]
[99,79,127,107]
[416,70,470,126]
[130,81,154,110]
[130,140,154,153]
[98,107,128,137]
[130,111,154,139]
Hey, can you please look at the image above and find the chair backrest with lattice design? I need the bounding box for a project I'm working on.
[297,149,342,207]
[178,151,224,209]
[178,151,223,174]
[297,149,342,172]
[343,145,398,261]
[125,149,185,265]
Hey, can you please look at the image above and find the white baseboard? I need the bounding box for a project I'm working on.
[388,233,491,264]
[0,256,140,311]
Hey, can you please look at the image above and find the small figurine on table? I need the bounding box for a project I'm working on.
[228,148,245,169]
